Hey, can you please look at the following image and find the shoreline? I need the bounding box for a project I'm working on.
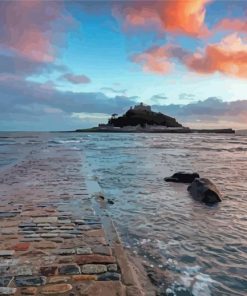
[74,128,235,134]
[85,175,150,295]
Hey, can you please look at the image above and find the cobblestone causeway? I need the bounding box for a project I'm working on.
[0,146,141,295]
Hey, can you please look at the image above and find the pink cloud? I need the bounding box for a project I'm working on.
[131,46,174,74]
[186,34,247,78]
[214,18,247,33]
[131,44,187,74]
[131,34,247,79]
[0,0,73,63]
[113,0,211,37]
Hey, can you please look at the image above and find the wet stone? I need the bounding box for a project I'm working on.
[57,219,71,224]
[0,276,13,286]
[48,276,70,284]
[76,248,92,255]
[1,227,18,235]
[92,245,112,256]
[0,212,18,218]
[0,259,19,267]
[107,264,118,272]
[19,223,36,228]
[40,266,58,276]
[12,242,30,251]
[60,226,74,230]
[18,231,34,235]
[43,227,57,231]
[74,220,85,225]
[0,266,9,275]
[58,216,71,220]
[77,225,91,231]
[0,251,15,257]
[76,254,116,265]
[20,287,37,295]
[37,223,50,227]
[21,237,42,242]
[58,256,74,264]
[41,233,58,238]
[60,234,76,239]
[34,241,57,249]
[58,264,80,275]
[97,272,121,281]
[41,283,73,294]
[81,264,107,274]
[14,265,33,276]
[15,276,47,287]
[21,227,38,232]
[33,217,58,223]
[49,238,64,243]
[24,234,40,238]
[55,249,75,256]
[0,287,17,295]
[72,274,97,281]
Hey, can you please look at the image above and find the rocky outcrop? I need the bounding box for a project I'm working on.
[187,178,222,204]
[164,172,200,183]
[108,108,182,128]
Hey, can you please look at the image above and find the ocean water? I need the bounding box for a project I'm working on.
[1,132,247,295]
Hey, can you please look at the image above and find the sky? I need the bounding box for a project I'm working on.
[0,0,247,131]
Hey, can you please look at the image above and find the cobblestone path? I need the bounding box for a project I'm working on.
[0,146,141,295]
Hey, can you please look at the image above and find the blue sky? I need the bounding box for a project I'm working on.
[0,0,247,130]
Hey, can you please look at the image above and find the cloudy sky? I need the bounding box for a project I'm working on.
[0,0,247,131]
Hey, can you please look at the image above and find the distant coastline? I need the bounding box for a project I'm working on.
[75,103,235,134]
[75,127,235,134]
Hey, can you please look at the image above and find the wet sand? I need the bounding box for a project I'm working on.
[0,145,146,295]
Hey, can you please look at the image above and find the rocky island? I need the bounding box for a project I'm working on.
[75,103,235,134]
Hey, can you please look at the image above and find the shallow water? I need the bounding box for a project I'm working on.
[1,132,247,295]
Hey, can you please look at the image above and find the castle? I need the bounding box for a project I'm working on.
[131,102,151,112]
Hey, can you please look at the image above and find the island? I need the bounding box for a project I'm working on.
[75,103,235,134]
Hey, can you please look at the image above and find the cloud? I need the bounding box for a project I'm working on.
[0,76,137,116]
[0,76,246,130]
[101,87,127,95]
[153,97,247,128]
[150,94,168,103]
[113,0,211,37]
[179,93,196,101]
[131,44,187,74]
[131,34,247,79]
[60,73,91,84]
[186,33,247,78]
[0,0,74,63]
[214,18,247,33]
[0,53,67,77]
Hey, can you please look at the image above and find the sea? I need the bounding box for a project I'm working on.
[0,131,247,296]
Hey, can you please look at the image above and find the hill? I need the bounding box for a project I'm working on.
[108,103,182,128]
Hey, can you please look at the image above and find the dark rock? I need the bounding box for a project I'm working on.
[187,178,222,204]
[0,276,13,286]
[97,272,121,281]
[164,172,200,183]
[58,264,80,275]
[40,266,58,276]
[15,276,47,286]
[107,199,114,205]
[0,212,19,218]
[19,223,36,228]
